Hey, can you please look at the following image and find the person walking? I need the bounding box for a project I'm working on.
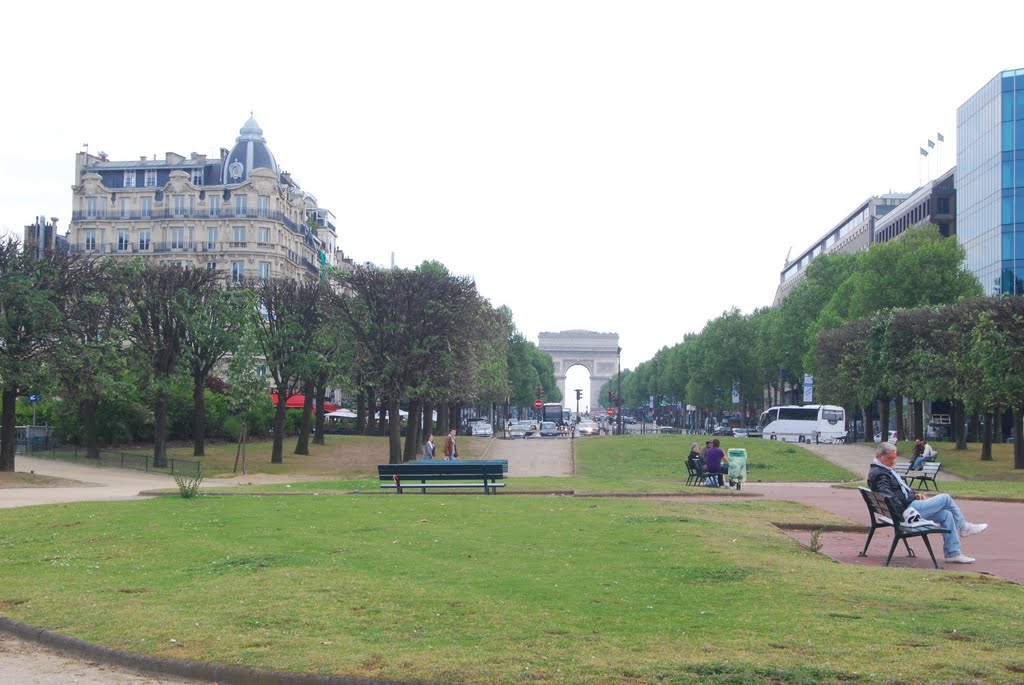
[422,433,436,461]
[443,428,458,460]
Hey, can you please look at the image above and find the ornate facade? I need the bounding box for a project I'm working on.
[67,117,338,283]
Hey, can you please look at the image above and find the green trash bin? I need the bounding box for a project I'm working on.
[726,448,748,490]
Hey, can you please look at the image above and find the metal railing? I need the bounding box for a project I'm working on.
[17,440,201,477]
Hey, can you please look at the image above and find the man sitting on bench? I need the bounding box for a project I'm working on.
[869,442,988,564]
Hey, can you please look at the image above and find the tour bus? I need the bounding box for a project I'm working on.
[756,404,847,444]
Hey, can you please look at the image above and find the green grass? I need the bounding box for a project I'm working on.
[2,495,1022,684]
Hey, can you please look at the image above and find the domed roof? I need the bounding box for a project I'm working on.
[222,115,279,184]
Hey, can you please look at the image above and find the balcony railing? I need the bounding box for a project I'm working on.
[72,208,299,232]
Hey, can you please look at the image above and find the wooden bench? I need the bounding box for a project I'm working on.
[907,462,941,491]
[890,462,912,480]
[858,487,950,568]
[378,461,506,495]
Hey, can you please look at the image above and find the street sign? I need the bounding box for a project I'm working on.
[606,407,615,416]
[534,399,543,409]
[28,395,41,402]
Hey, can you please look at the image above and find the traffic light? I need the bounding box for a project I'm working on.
[608,390,615,402]
[575,389,582,400]
[536,385,544,399]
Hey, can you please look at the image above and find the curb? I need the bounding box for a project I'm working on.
[0,617,435,685]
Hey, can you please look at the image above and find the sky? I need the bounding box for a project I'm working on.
[2,1,1023,392]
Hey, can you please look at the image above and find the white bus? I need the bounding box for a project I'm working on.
[756,404,847,444]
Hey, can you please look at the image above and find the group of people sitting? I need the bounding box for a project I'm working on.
[686,438,734,489]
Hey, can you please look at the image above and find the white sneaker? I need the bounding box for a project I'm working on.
[944,554,975,564]
[960,523,988,537]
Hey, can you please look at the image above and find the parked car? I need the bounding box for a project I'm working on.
[539,421,561,437]
[712,425,733,436]
[577,420,600,436]
[874,430,898,443]
[732,428,750,438]
[469,420,493,437]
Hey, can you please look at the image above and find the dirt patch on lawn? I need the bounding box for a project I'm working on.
[0,472,91,489]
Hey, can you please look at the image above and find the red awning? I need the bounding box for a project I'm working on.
[269,394,339,413]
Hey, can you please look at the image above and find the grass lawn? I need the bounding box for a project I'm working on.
[2,495,1023,685]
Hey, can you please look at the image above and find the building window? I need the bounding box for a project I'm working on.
[140,197,152,218]
[258,261,270,280]
[191,169,204,186]
[85,196,98,219]
[258,226,270,244]
[173,194,186,217]
[85,229,97,251]
[206,227,217,251]
[234,194,247,216]
[144,169,157,187]
[120,198,131,219]
[233,226,246,243]
[256,365,269,377]
[257,195,269,218]
[123,170,136,188]
[139,230,151,251]
[231,260,244,284]
[209,196,220,217]
[117,231,130,252]
[206,261,217,271]
[171,227,185,250]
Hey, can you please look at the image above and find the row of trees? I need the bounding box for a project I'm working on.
[0,239,561,471]
[600,226,991,443]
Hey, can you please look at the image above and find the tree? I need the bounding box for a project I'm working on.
[0,239,90,471]
[181,286,250,456]
[127,264,222,468]
[250,277,323,464]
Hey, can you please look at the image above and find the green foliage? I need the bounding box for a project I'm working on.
[173,472,204,498]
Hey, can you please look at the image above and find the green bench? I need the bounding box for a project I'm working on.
[378,460,507,495]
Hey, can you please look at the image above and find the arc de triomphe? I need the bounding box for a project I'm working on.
[537,330,619,411]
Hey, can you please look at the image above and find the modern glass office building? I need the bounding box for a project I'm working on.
[957,68,1024,295]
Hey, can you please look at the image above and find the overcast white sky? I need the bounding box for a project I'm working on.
[2,1,1022,384]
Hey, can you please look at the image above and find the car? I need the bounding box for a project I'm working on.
[712,425,733,436]
[539,421,560,437]
[509,420,537,438]
[469,420,493,437]
[577,421,600,436]
[732,428,750,438]
[874,430,898,443]
[658,426,682,434]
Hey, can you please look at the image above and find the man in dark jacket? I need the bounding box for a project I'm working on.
[868,442,987,564]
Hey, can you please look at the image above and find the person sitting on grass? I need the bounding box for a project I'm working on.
[868,441,987,564]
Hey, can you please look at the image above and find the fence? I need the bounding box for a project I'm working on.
[16,439,201,478]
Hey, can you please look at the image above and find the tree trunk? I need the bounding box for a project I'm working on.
[192,375,206,457]
[953,399,967,450]
[0,384,18,472]
[423,401,435,438]
[313,376,327,446]
[377,395,388,435]
[879,397,890,445]
[356,389,366,433]
[403,398,423,462]
[153,388,168,469]
[1013,407,1023,470]
[894,397,904,441]
[438,403,450,436]
[388,396,402,464]
[862,403,874,444]
[981,411,993,461]
[295,387,312,455]
[912,400,923,441]
[969,411,980,443]
[80,397,100,459]
[271,395,287,464]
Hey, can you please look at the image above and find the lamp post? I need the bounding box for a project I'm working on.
[616,347,622,436]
